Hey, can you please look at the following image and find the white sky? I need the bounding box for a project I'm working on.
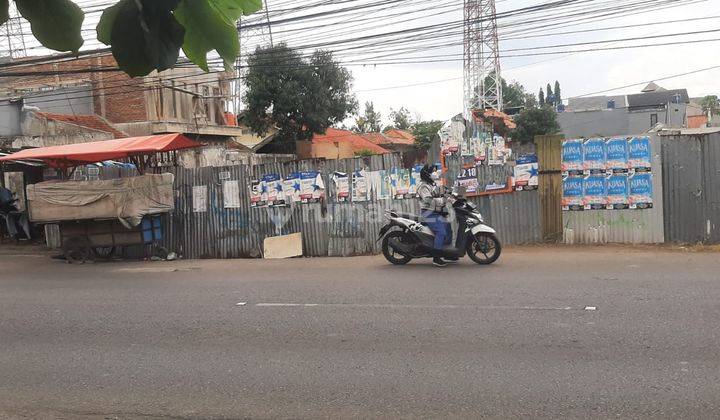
[6,0,720,125]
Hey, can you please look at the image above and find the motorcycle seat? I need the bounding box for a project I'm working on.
[395,212,424,223]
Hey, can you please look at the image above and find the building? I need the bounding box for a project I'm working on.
[558,83,690,138]
[0,52,273,167]
[294,128,389,160]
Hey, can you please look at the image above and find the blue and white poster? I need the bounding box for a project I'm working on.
[629,173,653,209]
[408,165,423,197]
[583,175,607,210]
[561,139,584,175]
[606,174,629,210]
[283,172,301,203]
[606,137,629,173]
[514,154,539,191]
[562,176,584,211]
[249,179,265,207]
[262,173,284,206]
[628,136,652,172]
[583,138,606,174]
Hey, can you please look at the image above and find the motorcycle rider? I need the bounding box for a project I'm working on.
[417,164,452,267]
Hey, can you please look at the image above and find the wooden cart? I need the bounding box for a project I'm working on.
[58,214,167,263]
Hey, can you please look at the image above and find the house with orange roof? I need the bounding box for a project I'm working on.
[296,128,389,159]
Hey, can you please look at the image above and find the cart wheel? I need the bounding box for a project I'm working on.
[93,246,116,260]
[153,245,169,260]
[63,236,91,264]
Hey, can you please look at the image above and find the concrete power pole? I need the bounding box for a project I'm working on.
[0,3,27,60]
[234,0,274,114]
[463,0,502,117]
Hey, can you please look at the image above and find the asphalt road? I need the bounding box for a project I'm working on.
[1,246,720,419]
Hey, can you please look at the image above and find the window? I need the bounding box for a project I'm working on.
[650,113,658,126]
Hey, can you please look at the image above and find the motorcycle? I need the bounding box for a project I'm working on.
[378,191,501,265]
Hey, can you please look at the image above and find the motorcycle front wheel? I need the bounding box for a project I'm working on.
[382,230,413,265]
[466,232,501,265]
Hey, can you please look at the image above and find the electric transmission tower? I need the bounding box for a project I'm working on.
[0,2,27,60]
[463,0,502,117]
[234,1,274,113]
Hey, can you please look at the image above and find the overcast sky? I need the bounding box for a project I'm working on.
[6,0,720,125]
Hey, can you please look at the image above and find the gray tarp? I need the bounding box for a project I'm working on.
[26,173,174,227]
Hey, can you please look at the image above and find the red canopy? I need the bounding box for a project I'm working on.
[0,133,202,168]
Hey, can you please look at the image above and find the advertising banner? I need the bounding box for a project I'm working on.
[562,176,584,211]
[606,137,629,173]
[263,173,284,206]
[249,179,263,207]
[283,172,301,204]
[390,168,411,199]
[561,139,584,175]
[628,136,652,172]
[629,173,653,209]
[352,170,369,202]
[332,172,350,202]
[583,175,607,210]
[606,174,629,210]
[583,138,606,174]
[408,165,423,197]
[514,154,539,191]
[455,166,480,195]
[299,171,324,203]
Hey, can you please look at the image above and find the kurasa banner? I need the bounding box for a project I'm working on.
[561,136,653,211]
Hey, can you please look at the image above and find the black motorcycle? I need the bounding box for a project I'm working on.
[378,192,501,265]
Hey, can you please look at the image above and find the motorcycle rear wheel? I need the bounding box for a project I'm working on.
[382,231,413,265]
[466,232,501,265]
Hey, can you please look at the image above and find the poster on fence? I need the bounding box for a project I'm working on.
[562,176,584,211]
[391,168,411,199]
[583,175,607,210]
[283,172,301,203]
[373,170,393,200]
[439,118,463,156]
[606,174,629,209]
[629,173,653,209]
[299,171,324,203]
[222,180,240,208]
[263,173,284,206]
[606,137,629,173]
[193,185,207,212]
[409,165,423,197]
[561,139,584,175]
[455,166,480,195]
[629,136,652,173]
[352,170,369,202]
[249,179,265,207]
[514,154,539,191]
[583,138,606,174]
[332,172,350,202]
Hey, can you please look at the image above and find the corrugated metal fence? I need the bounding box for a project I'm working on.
[661,130,720,243]
[161,155,541,259]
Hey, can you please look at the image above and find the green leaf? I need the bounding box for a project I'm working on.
[0,0,9,26]
[175,0,243,71]
[15,0,84,53]
[99,0,185,77]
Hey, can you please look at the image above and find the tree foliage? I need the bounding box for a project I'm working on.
[386,107,413,130]
[701,95,719,117]
[538,88,545,106]
[243,44,358,150]
[554,80,562,104]
[512,106,561,144]
[1,0,262,77]
[412,120,443,151]
[353,101,382,133]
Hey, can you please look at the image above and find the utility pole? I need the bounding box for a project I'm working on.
[234,0,274,114]
[0,3,27,60]
[463,0,502,118]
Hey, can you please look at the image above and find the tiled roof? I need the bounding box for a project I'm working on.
[36,112,128,139]
[312,128,389,154]
[382,129,415,145]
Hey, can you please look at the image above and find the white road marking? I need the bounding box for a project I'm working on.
[254,303,574,311]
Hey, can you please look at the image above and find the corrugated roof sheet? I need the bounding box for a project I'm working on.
[627,89,689,109]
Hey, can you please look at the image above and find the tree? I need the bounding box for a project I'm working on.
[0,0,262,77]
[512,107,561,144]
[539,88,545,106]
[554,81,562,105]
[546,84,554,106]
[353,101,382,133]
[243,44,358,151]
[483,73,529,110]
[387,107,413,130]
[412,120,443,150]
[701,95,719,119]
[524,93,538,109]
